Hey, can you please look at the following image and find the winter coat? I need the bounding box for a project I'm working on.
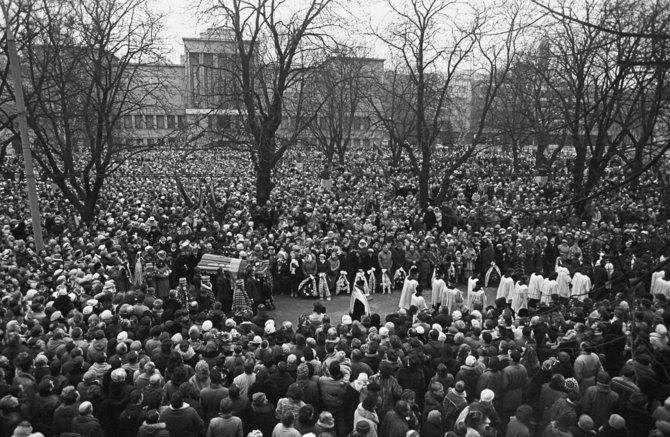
[53,403,81,435]
[379,411,411,437]
[71,414,105,437]
[160,404,205,437]
[501,363,528,413]
[318,376,347,409]
[582,383,619,429]
[30,393,59,435]
[199,385,229,424]
[423,392,445,420]
[206,415,244,437]
[368,375,403,418]
[136,422,171,437]
[251,402,276,437]
[117,404,147,437]
[353,404,379,437]
[455,365,481,403]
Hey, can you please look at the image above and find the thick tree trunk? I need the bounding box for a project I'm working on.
[534,131,548,168]
[80,201,96,224]
[337,148,345,166]
[324,145,335,167]
[256,167,274,205]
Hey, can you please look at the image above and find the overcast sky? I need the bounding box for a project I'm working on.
[152,0,402,63]
[152,0,517,65]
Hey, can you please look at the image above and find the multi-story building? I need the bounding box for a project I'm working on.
[119,28,479,153]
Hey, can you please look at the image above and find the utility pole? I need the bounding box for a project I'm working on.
[1,0,44,251]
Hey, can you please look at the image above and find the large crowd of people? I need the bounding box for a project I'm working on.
[0,146,669,437]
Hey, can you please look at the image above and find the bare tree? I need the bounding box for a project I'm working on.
[306,47,378,166]
[368,66,417,169]
[489,40,567,170]
[371,0,520,209]
[198,0,341,205]
[535,0,670,213]
[0,0,167,223]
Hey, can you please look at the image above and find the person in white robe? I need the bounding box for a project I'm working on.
[467,275,479,304]
[431,269,446,309]
[510,277,529,314]
[528,270,544,304]
[651,269,665,296]
[540,272,558,305]
[441,280,462,316]
[571,269,592,301]
[411,288,428,312]
[651,257,667,296]
[555,259,572,299]
[399,266,419,310]
[656,271,670,299]
[496,270,515,303]
[467,281,486,312]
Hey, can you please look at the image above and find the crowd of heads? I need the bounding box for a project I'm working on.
[0,146,669,437]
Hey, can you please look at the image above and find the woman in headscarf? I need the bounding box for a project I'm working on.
[326,250,341,294]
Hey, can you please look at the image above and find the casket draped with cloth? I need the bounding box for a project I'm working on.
[197,254,247,278]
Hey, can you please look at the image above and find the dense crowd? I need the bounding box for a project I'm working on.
[0,146,669,437]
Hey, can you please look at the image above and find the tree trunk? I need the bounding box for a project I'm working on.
[629,148,643,195]
[571,146,587,214]
[418,155,430,210]
[511,141,520,173]
[435,177,449,205]
[324,141,335,167]
[390,142,402,168]
[80,201,96,224]
[256,166,274,205]
[534,131,548,168]
[0,141,9,169]
[256,135,276,206]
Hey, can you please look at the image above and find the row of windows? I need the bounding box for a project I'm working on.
[120,137,375,149]
[318,116,371,131]
[122,113,372,134]
[123,115,186,130]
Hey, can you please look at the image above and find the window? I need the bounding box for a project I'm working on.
[167,115,175,129]
[216,115,228,131]
[156,115,165,129]
[147,138,155,146]
[123,115,132,128]
[134,115,143,129]
[145,115,154,129]
[177,115,186,129]
[363,139,370,148]
[208,115,214,130]
[136,138,144,147]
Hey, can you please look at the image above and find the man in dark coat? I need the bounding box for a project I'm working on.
[71,401,105,437]
[423,381,445,421]
[160,392,205,437]
[379,400,412,437]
